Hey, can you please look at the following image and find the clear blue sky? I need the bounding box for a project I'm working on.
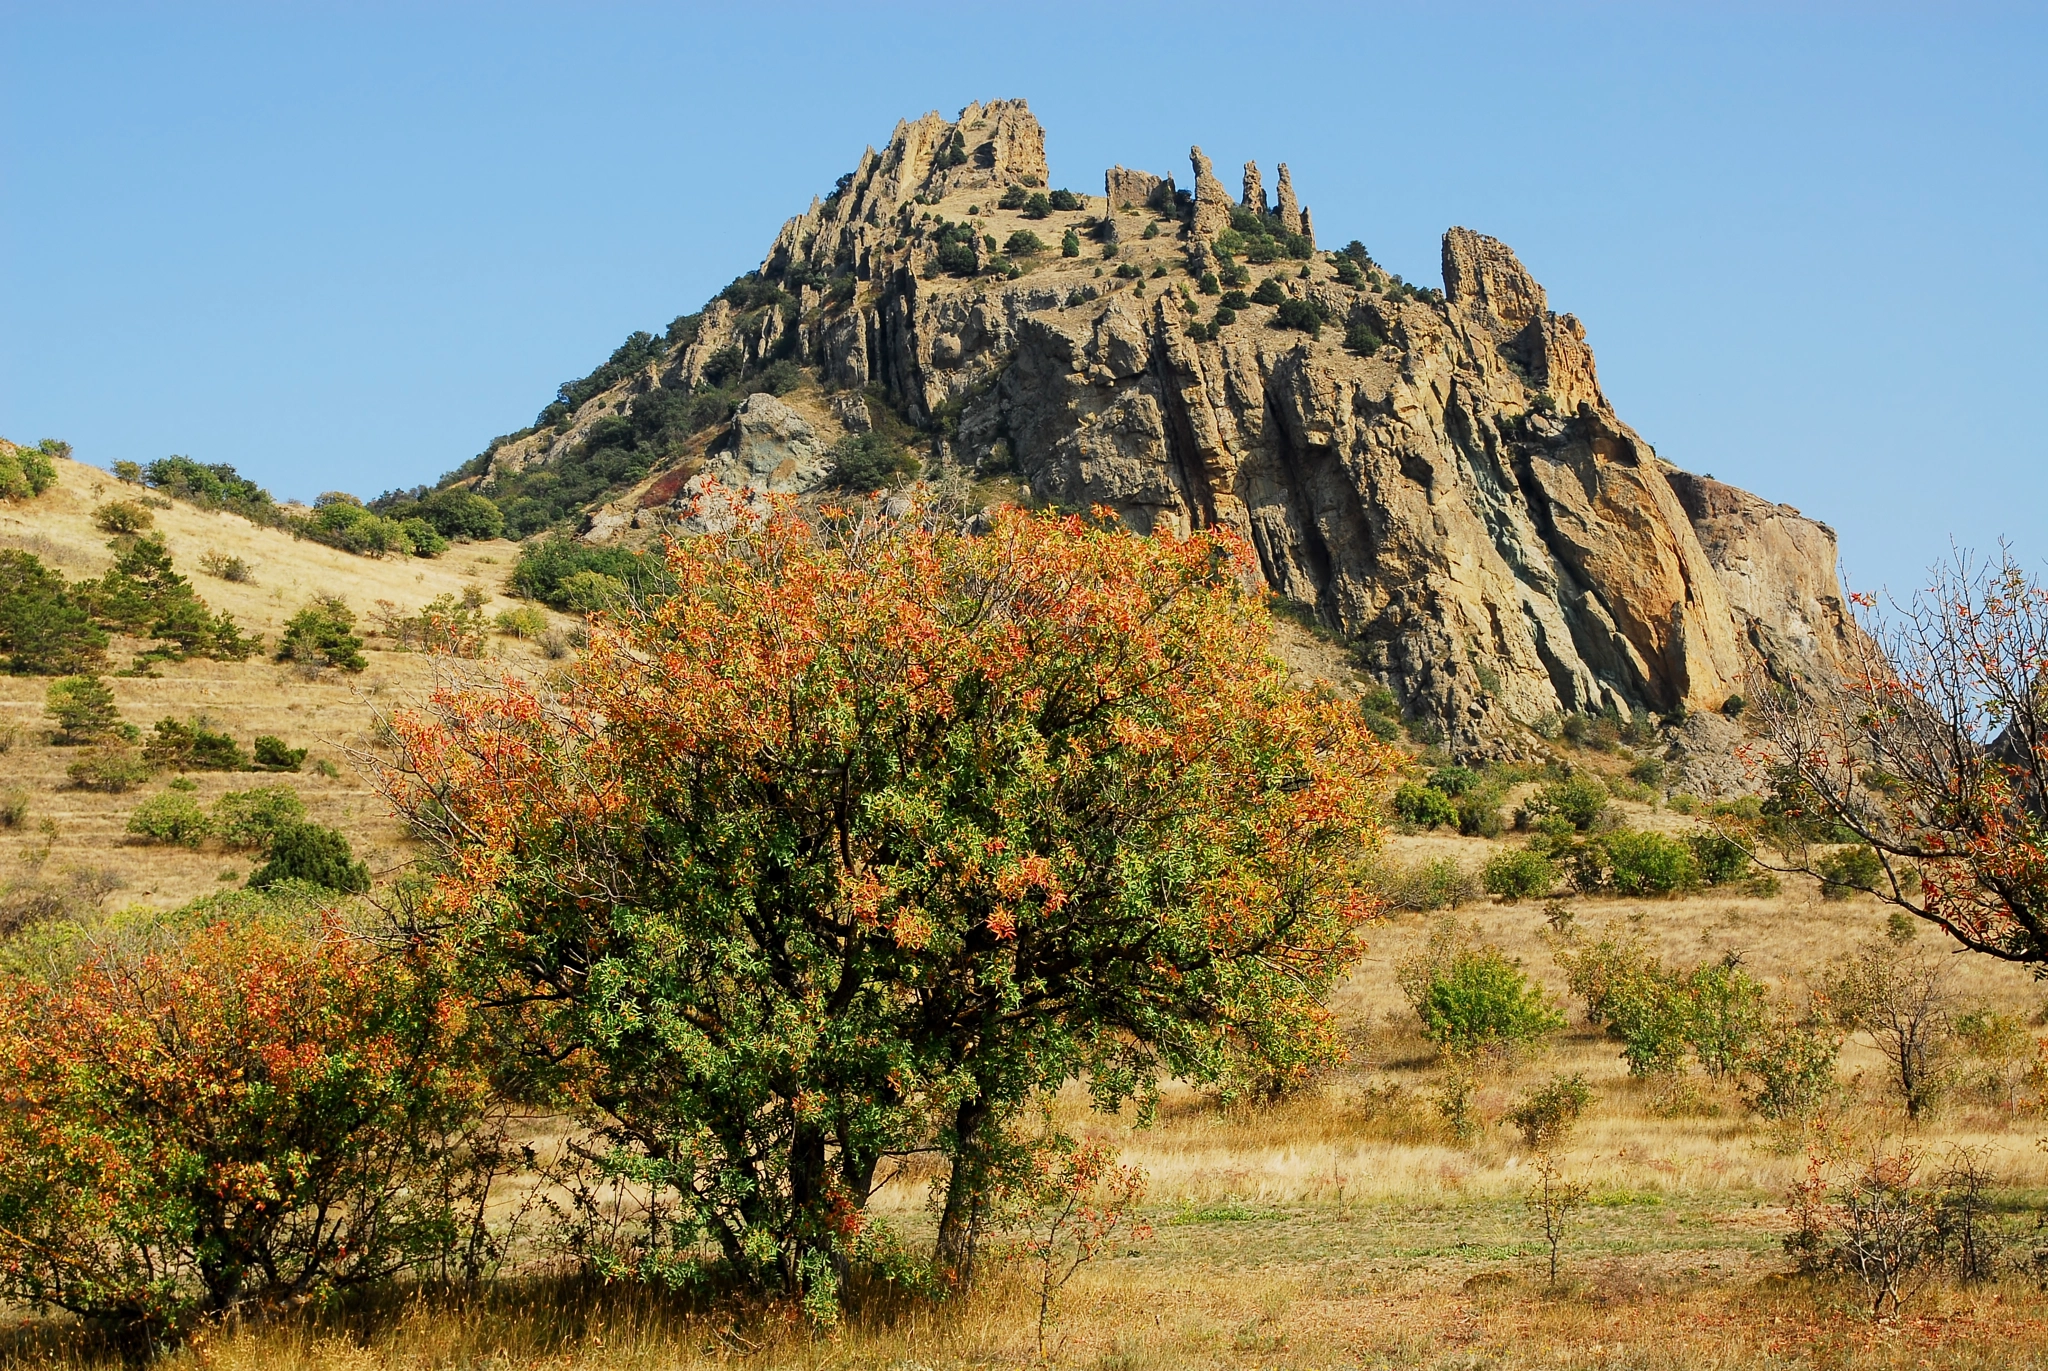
[4,3,2042,597]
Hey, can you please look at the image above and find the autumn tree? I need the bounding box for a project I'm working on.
[377,491,1394,1308]
[1758,547,2048,964]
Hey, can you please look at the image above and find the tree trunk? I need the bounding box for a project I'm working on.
[933,1097,991,1291]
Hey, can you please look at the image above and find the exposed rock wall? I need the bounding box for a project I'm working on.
[476,102,1861,753]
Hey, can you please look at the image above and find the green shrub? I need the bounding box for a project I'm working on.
[1370,856,1478,913]
[1197,271,1220,295]
[1738,1014,1841,1120]
[997,186,1028,210]
[197,550,254,583]
[1629,757,1667,787]
[829,431,920,492]
[45,675,127,745]
[1251,278,1286,306]
[1021,192,1052,219]
[1061,228,1080,257]
[509,536,669,610]
[135,455,280,524]
[0,440,61,500]
[145,717,245,771]
[1344,320,1386,352]
[1602,829,1701,896]
[1400,919,1564,1063]
[126,792,211,848]
[1047,188,1082,211]
[1509,1073,1592,1149]
[1004,229,1044,257]
[494,606,548,639]
[1428,766,1479,797]
[555,570,627,614]
[1819,844,1884,899]
[212,785,307,851]
[398,517,448,558]
[92,501,153,535]
[1683,961,1771,1081]
[1457,793,1505,837]
[66,744,152,793]
[248,821,369,893]
[1392,781,1457,829]
[252,735,307,772]
[415,488,505,541]
[276,597,366,672]
[1484,848,1555,902]
[1523,774,1610,832]
[0,550,108,675]
[1686,830,1752,885]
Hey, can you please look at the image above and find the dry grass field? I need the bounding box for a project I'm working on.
[5,458,2048,1369]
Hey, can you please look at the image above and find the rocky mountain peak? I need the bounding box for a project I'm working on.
[465,102,1862,755]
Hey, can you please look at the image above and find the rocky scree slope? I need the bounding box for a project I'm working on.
[464,99,1858,753]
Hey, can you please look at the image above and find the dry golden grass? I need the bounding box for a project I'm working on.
[7,461,2048,1366]
[0,458,573,908]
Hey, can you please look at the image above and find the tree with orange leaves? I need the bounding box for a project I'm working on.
[1757,545,2048,964]
[377,489,1396,1310]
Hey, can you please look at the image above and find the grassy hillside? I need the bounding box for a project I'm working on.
[0,456,569,910]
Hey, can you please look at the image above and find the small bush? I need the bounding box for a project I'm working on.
[1004,229,1044,257]
[1251,277,1286,306]
[198,549,254,582]
[495,606,548,639]
[1602,829,1701,896]
[0,440,61,501]
[1047,188,1083,211]
[66,744,153,793]
[1392,781,1457,829]
[1523,774,1609,832]
[252,735,307,771]
[829,431,921,492]
[539,629,574,660]
[1061,228,1080,258]
[1371,856,1478,913]
[92,500,153,534]
[44,674,127,745]
[276,596,366,672]
[1629,756,1667,787]
[1509,1073,1593,1150]
[1687,830,1753,885]
[0,790,27,829]
[145,717,245,771]
[1400,920,1564,1064]
[248,821,369,893]
[1819,844,1885,899]
[1484,848,1555,902]
[212,785,307,851]
[0,913,497,1345]
[126,791,211,848]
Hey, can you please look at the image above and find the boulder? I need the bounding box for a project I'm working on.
[708,393,831,493]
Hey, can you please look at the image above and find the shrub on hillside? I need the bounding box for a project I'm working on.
[44,674,130,745]
[92,500,153,534]
[211,785,307,851]
[415,488,504,541]
[134,456,282,525]
[252,735,307,772]
[1819,844,1885,899]
[374,592,487,657]
[126,791,211,847]
[1602,829,1701,895]
[1392,780,1456,829]
[65,744,152,793]
[1061,228,1080,257]
[1483,848,1555,902]
[145,717,245,771]
[276,596,367,672]
[1399,918,1563,1064]
[1004,229,1044,257]
[509,536,669,611]
[248,821,369,893]
[1368,856,1478,913]
[0,440,61,501]
[494,606,548,639]
[0,907,497,1346]
[0,550,108,675]
[1520,773,1610,832]
[828,431,920,492]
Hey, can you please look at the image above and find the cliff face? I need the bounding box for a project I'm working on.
[477,100,1859,752]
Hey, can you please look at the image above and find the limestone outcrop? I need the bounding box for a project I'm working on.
[470,102,1860,752]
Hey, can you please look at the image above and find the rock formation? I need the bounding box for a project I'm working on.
[467,101,1860,753]
[1242,162,1267,215]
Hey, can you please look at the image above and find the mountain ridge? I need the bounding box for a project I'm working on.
[446,99,1859,754]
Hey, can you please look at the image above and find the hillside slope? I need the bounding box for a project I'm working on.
[453,99,1859,754]
[0,457,563,910]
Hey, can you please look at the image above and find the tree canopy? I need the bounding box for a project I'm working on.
[378,492,1395,1308]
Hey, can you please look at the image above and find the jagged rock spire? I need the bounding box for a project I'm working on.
[1274,164,1301,235]
[1241,161,1266,214]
